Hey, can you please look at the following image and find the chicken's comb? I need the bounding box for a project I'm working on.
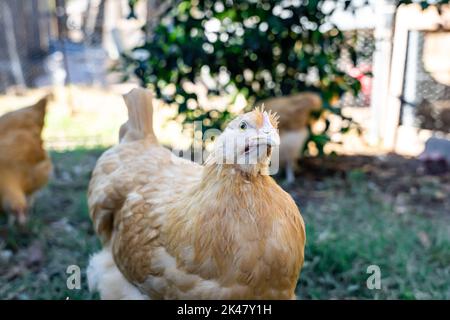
[254,104,279,129]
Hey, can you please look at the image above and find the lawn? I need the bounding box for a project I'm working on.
[0,149,449,299]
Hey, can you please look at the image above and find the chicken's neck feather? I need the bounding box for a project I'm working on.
[202,163,271,186]
[204,149,271,177]
[185,164,283,220]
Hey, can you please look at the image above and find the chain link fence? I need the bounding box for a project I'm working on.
[404,30,450,133]
[339,28,375,108]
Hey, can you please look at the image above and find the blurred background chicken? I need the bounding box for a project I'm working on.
[87,88,305,299]
[0,96,52,225]
[262,92,322,184]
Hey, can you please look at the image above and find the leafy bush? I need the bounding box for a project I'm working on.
[120,0,446,154]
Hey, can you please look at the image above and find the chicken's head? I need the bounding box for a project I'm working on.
[209,107,280,175]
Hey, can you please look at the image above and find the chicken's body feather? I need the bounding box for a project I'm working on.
[0,97,51,223]
[88,89,305,299]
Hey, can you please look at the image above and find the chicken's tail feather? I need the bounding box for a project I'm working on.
[87,248,148,300]
[119,88,157,144]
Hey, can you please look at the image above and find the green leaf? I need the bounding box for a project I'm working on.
[119,0,367,154]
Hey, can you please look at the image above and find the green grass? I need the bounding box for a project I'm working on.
[43,106,123,149]
[0,149,104,300]
[296,170,450,299]
[0,149,449,299]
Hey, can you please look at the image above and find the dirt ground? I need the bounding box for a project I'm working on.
[296,154,450,217]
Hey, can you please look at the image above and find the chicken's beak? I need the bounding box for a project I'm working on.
[265,133,280,157]
[262,131,280,148]
[266,131,280,148]
[247,132,280,158]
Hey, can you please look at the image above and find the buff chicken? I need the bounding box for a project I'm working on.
[262,92,322,184]
[0,96,52,225]
[87,88,306,299]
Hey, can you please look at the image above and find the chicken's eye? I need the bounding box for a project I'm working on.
[239,121,248,131]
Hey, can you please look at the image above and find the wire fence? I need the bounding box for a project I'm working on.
[339,28,375,109]
[406,30,450,133]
